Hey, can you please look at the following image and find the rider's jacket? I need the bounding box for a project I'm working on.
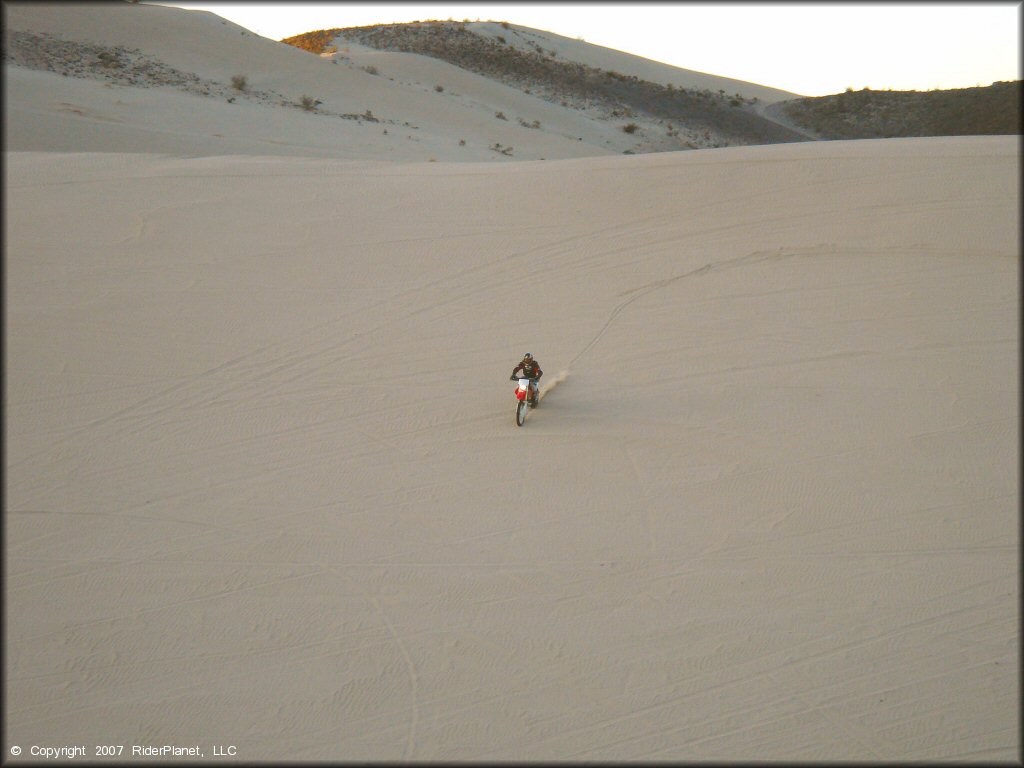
[512,359,542,379]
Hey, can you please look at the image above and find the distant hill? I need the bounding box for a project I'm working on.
[283,21,810,148]
[5,2,1017,161]
[781,82,1022,139]
[284,20,799,103]
[283,21,1020,148]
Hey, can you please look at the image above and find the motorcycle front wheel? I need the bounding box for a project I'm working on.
[516,399,527,426]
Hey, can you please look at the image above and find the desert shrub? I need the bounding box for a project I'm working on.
[231,74,247,91]
[622,123,638,134]
[362,65,379,75]
[459,139,466,146]
[435,84,444,92]
[495,111,507,120]
[280,28,346,54]
[97,51,122,68]
[300,95,321,111]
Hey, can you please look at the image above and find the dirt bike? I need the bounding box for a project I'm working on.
[512,376,539,426]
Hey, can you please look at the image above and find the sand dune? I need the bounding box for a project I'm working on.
[4,2,1020,763]
[3,1,636,160]
[465,20,801,102]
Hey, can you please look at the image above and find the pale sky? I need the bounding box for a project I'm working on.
[162,2,1021,96]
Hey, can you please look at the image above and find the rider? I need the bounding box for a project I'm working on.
[510,352,543,404]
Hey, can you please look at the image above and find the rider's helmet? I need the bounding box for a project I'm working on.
[523,352,533,360]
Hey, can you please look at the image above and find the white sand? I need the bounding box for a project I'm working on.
[4,2,1019,762]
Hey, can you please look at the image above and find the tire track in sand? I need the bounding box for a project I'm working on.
[325,565,420,762]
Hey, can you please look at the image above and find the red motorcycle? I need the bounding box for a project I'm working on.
[512,377,539,426]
